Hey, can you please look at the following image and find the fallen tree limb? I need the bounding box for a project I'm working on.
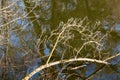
[22,57,110,80]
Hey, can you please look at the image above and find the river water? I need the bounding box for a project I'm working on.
[0,0,120,80]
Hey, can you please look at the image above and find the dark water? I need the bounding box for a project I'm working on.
[0,0,120,80]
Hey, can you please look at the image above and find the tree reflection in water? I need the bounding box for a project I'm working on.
[0,0,120,80]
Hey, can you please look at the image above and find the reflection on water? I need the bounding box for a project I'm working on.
[114,23,120,36]
[85,63,97,77]
[10,32,21,48]
[113,43,120,54]
[0,0,120,80]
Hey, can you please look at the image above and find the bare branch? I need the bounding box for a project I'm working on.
[23,57,110,80]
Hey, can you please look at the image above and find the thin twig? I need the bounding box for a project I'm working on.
[85,52,120,80]
[46,24,67,64]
